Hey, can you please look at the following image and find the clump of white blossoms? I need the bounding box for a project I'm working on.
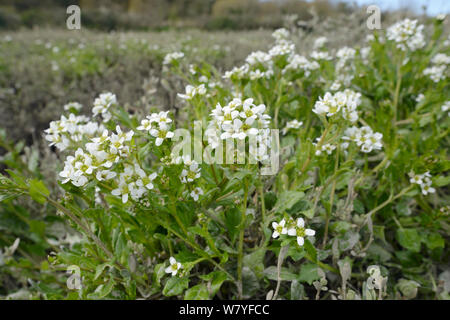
[342,126,383,153]
[282,119,303,135]
[312,89,361,123]
[59,125,134,188]
[272,217,316,247]
[313,36,328,49]
[63,102,83,112]
[314,140,336,156]
[137,111,174,146]
[284,54,320,77]
[92,92,117,122]
[409,171,436,195]
[163,51,184,65]
[310,50,332,61]
[171,155,202,184]
[387,19,425,52]
[206,97,272,162]
[423,53,449,83]
[44,113,105,151]
[177,84,206,101]
[165,257,182,277]
[111,163,157,203]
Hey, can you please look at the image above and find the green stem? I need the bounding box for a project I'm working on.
[237,178,249,299]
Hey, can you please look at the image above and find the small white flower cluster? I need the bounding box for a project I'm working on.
[177,84,206,101]
[423,53,449,83]
[284,54,320,76]
[60,125,134,187]
[387,19,425,52]
[111,163,157,203]
[342,126,383,153]
[163,51,184,65]
[310,50,332,61]
[282,120,303,135]
[336,46,356,68]
[224,28,319,82]
[92,92,117,122]
[170,155,203,201]
[314,139,336,156]
[176,155,201,184]
[45,113,105,151]
[272,217,315,246]
[245,51,272,66]
[63,102,83,112]
[313,36,328,49]
[271,28,290,41]
[137,111,174,146]
[312,89,361,123]
[409,171,436,195]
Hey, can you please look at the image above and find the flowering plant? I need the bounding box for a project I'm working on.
[0,18,449,300]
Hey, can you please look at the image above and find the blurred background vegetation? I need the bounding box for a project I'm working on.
[0,0,411,31]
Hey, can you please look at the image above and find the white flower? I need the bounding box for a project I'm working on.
[177,84,206,100]
[287,218,315,246]
[272,219,288,238]
[180,160,201,183]
[282,120,303,135]
[163,51,184,65]
[112,178,130,204]
[150,123,174,146]
[92,93,117,122]
[421,183,436,195]
[190,187,204,201]
[415,94,425,103]
[64,102,83,112]
[165,257,182,276]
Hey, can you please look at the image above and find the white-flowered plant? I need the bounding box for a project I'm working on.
[387,19,426,52]
[272,217,315,247]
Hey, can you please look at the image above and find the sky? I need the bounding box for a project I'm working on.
[341,0,450,15]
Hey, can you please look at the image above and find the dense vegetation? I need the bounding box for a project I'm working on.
[0,12,449,300]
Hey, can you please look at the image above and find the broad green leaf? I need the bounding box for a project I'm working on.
[396,228,421,252]
[274,191,305,213]
[298,263,321,285]
[184,284,209,300]
[163,277,189,297]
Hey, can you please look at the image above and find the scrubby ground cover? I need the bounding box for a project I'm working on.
[0,14,449,300]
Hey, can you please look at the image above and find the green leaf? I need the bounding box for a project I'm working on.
[396,228,421,252]
[304,239,317,262]
[163,277,189,297]
[263,266,298,281]
[298,263,321,285]
[184,284,209,300]
[290,280,304,300]
[224,207,241,243]
[89,277,115,299]
[28,179,49,204]
[243,248,266,278]
[274,191,305,212]
[153,263,166,287]
[424,233,445,250]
